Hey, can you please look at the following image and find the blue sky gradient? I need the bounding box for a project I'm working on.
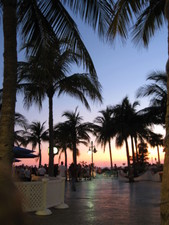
[13,20,168,126]
[0,12,167,167]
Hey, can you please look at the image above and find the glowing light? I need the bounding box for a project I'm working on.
[48,146,58,155]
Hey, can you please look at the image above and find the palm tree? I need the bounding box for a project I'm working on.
[112,96,155,177]
[14,113,28,127]
[62,107,92,165]
[136,71,166,164]
[54,122,73,170]
[137,142,149,165]
[136,71,167,127]
[148,132,164,165]
[107,1,165,46]
[0,1,17,164]
[0,0,112,166]
[14,113,28,147]
[25,121,48,167]
[93,107,115,171]
[112,96,151,181]
[0,95,28,148]
[112,97,134,181]
[107,1,169,220]
[129,101,158,166]
[18,42,102,176]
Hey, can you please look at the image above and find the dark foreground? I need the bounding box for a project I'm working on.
[26,177,161,225]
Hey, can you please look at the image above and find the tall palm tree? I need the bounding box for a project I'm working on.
[62,107,92,165]
[93,106,115,171]
[136,71,166,165]
[0,1,17,164]
[54,122,73,170]
[18,42,102,176]
[25,121,48,167]
[137,141,149,165]
[136,71,167,127]
[107,1,169,221]
[148,132,164,165]
[112,96,150,181]
[0,0,112,166]
[112,97,134,180]
[129,101,158,166]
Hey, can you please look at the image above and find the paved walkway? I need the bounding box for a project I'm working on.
[26,177,161,225]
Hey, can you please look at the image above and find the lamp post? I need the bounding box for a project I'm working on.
[88,141,97,178]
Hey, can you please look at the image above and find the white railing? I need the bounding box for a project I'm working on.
[15,177,69,215]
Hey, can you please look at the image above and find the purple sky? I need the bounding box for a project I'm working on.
[14,20,167,126]
[0,12,167,167]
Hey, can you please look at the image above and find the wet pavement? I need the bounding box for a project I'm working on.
[26,177,161,225]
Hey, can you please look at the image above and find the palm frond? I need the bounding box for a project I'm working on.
[132,0,166,46]
[61,0,113,39]
[18,0,59,56]
[107,0,146,41]
[57,73,102,110]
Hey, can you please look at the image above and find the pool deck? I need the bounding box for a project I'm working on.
[26,177,161,225]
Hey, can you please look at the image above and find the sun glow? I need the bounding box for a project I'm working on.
[16,138,165,169]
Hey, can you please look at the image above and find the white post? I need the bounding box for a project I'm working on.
[35,178,52,215]
[55,177,69,209]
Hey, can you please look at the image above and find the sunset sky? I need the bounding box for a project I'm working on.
[0,11,167,168]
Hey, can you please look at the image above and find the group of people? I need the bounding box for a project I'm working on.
[13,162,67,181]
[13,164,48,181]
[13,161,93,192]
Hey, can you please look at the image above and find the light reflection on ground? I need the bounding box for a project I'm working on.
[27,176,161,225]
[65,177,161,225]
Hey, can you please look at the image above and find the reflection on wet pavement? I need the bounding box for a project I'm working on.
[64,178,161,225]
[27,177,161,225]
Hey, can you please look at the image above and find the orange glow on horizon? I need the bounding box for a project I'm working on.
[15,141,165,168]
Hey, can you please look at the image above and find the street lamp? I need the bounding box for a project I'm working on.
[88,141,97,178]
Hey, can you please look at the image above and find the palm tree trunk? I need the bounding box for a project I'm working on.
[157,145,161,164]
[73,142,77,165]
[38,141,41,167]
[125,138,134,182]
[64,147,67,180]
[125,138,130,169]
[48,95,54,176]
[0,0,17,165]
[131,136,136,175]
[108,140,113,171]
[72,130,77,165]
[64,147,67,169]
[134,137,139,163]
[161,2,169,223]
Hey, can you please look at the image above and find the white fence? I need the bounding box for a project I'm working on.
[15,177,69,215]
